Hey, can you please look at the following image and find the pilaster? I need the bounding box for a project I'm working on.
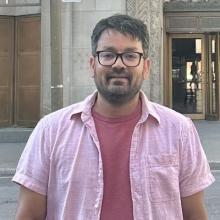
[50,0,63,111]
[127,0,163,104]
[41,0,52,116]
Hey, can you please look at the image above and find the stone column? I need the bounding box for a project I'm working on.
[60,3,73,107]
[50,0,63,111]
[127,0,163,103]
[41,0,52,116]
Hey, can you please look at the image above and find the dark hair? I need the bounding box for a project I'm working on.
[91,14,149,58]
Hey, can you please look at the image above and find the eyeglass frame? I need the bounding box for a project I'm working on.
[95,50,144,67]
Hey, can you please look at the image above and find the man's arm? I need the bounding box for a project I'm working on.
[15,185,47,220]
[181,191,208,220]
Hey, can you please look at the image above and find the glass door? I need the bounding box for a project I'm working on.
[169,34,205,119]
[206,33,220,120]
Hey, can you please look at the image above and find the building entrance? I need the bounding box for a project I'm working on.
[169,33,219,120]
[0,15,40,127]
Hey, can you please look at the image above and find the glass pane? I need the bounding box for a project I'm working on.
[209,35,217,114]
[172,38,203,114]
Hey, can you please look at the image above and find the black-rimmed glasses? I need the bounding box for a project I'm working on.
[95,51,144,67]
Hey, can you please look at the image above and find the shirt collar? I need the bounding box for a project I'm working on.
[69,90,160,124]
[139,91,160,124]
[69,91,97,121]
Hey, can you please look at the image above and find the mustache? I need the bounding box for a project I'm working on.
[106,69,132,80]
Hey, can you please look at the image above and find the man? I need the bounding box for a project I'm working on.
[13,14,214,220]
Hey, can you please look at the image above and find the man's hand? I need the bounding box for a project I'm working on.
[181,191,208,220]
[15,186,47,220]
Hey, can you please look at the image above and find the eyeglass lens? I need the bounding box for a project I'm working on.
[97,51,142,67]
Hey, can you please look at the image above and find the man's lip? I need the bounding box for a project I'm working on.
[108,76,129,79]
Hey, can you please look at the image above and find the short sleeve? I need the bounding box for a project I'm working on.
[179,118,215,198]
[12,117,51,196]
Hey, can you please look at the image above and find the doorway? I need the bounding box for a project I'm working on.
[168,34,220,120]
[0,15,40,127]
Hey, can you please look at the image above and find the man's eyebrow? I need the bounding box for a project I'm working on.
[99,46,117,51]
[98,47,140,52]
[124,47,140,52]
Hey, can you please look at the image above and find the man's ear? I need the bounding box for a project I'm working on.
[89,55,95,78]
[143,58,151,80]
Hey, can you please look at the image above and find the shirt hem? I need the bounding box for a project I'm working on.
[180,173,215,197]
[12,172,47,196]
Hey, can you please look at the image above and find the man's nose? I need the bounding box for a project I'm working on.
[112,55,126,68]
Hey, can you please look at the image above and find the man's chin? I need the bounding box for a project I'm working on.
[108,87,129,96]
[99,89,135,105]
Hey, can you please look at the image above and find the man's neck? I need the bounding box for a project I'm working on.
[93,93,141,118]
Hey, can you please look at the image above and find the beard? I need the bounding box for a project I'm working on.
[94,68,143,105]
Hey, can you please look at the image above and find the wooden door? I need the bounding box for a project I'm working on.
[0,15,40,127]
[15,16,41,127]
[0,17,14,126]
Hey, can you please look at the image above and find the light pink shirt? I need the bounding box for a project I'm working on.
[13,91,215,220]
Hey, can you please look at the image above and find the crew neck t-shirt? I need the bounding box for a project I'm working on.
[92,101,141,220]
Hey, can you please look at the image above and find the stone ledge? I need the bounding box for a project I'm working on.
[209,162,220,171]
[0,128,32,143]
[0,168,16,177]
[1,162,219,177]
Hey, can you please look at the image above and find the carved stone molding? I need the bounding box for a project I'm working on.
[126,0,163,103]
[164,1,220,12]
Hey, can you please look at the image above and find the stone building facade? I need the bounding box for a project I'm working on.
[0,0,220,127]
[43,0,164,116]
[41,0,220,121]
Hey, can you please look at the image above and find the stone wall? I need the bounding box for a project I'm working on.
[61,0,126,106]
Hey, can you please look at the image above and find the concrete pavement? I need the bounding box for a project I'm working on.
[0,120,220,176]
[193,120,220,170]
[0,127,32,176]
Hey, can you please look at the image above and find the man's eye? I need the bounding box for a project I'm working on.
[101,52,115,59]
[124,53,138,60]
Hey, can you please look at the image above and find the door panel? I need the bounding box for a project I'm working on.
[0,15,40,127]
[0,17,14,126]
[170,34,205,119]
[15,16,40,127]
[206,33,219,120]
[168,33,220,120]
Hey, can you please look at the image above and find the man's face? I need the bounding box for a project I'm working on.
[90,29,150,105]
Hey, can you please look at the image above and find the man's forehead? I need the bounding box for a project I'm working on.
[97,29,142,47]
[100,28,138,40]
[96,30,142,52]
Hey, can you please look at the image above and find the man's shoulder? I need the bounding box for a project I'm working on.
[150,101,184,116]
[148,101,191,126]
[49,102,82,118]
[39,99,88,129]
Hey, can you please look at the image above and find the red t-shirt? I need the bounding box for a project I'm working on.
[92,102,141,220]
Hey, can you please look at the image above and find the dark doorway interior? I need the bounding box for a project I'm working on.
[172,37,203,115]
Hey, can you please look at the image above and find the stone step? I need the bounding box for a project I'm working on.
[0,143,26,172]
[0,128,32,143]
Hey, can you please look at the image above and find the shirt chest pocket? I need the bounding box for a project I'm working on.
[147,154,180,202]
